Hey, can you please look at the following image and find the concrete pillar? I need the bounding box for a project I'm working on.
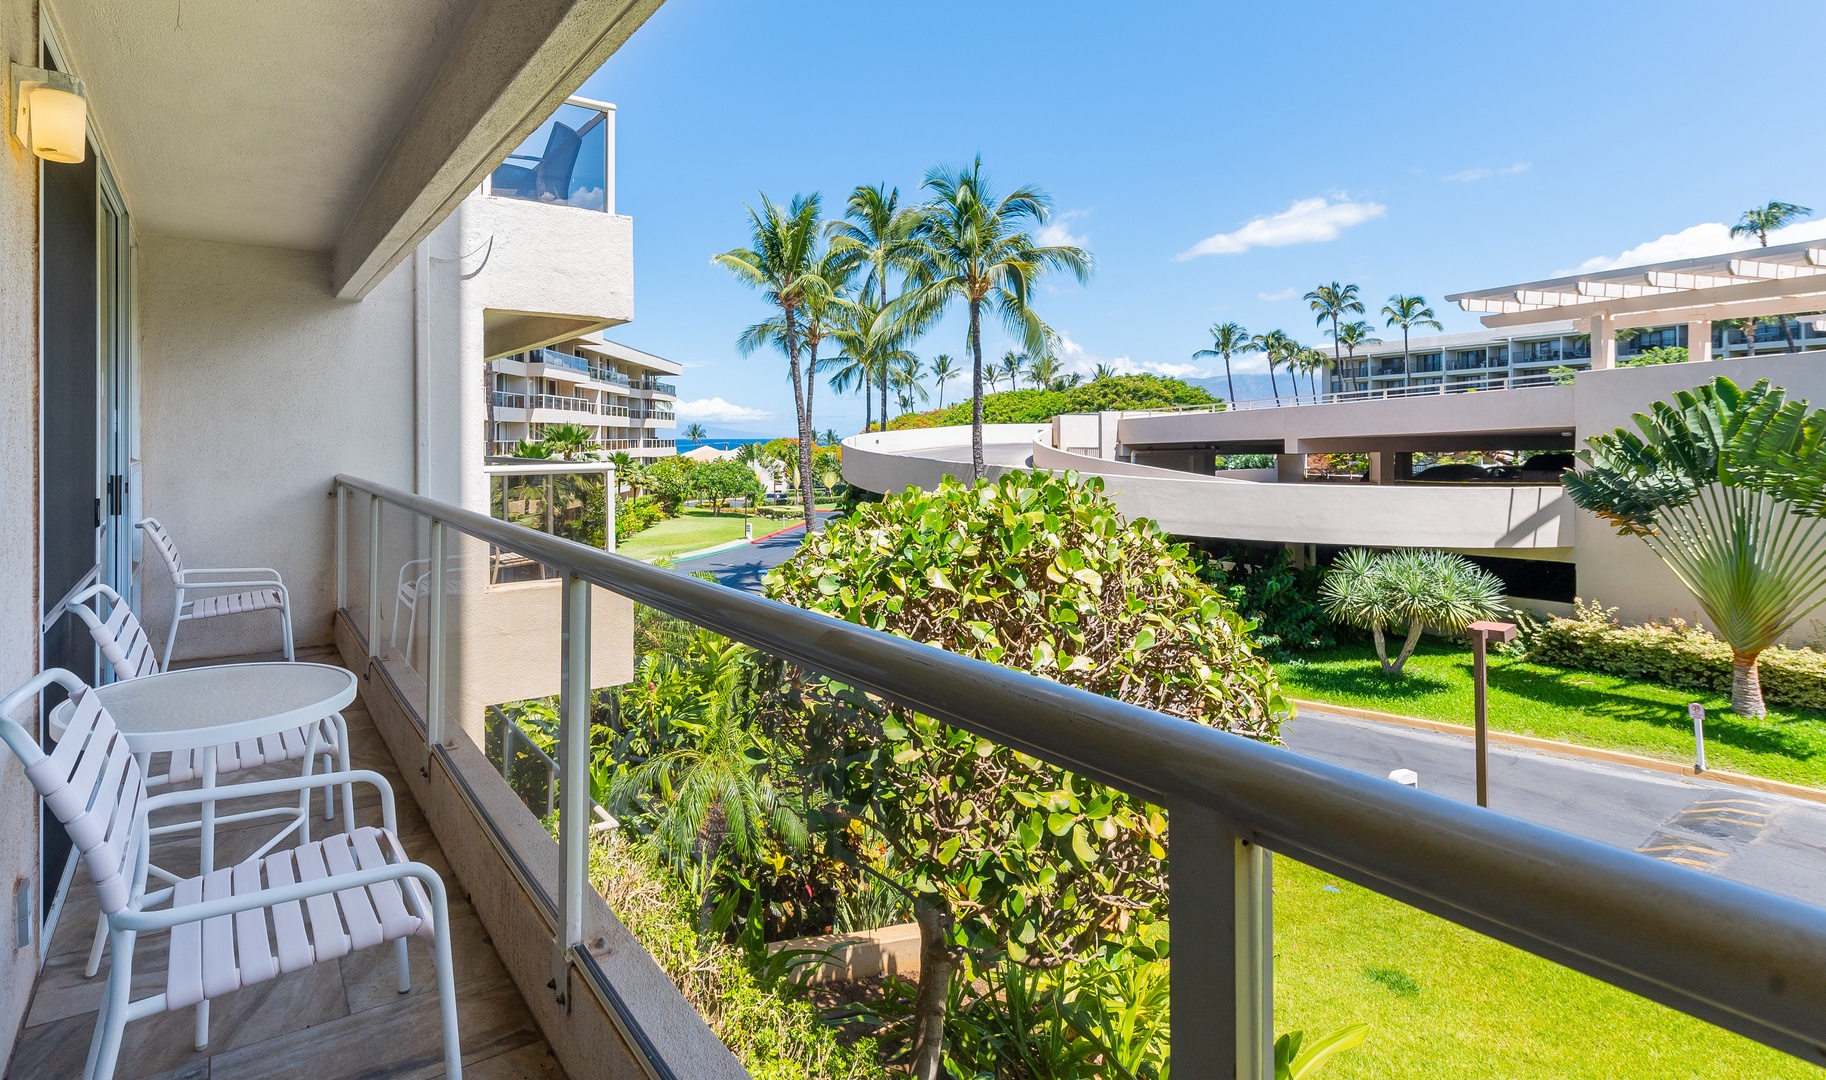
[1366,451,1415,485]
[1688,319,1712,363]
[1589,313,1616,370]
[1276,454,1306,484]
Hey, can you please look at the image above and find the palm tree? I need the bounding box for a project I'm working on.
[930,353,960,408]
[1731,200,1811,247]
[822,339,877,431]
[542,422,593,460]
[830,184,928,436]
[1091,361,1119,381]
[1334,321,1381,394]
[828,294,918,430]
[998,350,1027,391]
[1320,549,1508,674]
[1381,295,1443,381]
[1249,330,1293,405]
[682,423,708,442]
[891,354,929,415]
[1305,282,1365,390]
[1295,346,1330,402]
[714,192,832,532]
[1026,352,1063,391]
[902,159,1093,481]
[607,632,807,926]
[1564,376,1826,716]
[1193,321,1254,405]
[608,450,643,496]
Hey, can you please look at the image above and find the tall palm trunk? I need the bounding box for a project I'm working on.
[1223,351,1236,405]
[879,278,891,433]
[782,309,817,533]
[970,301,986,482]
[1267,357,1281,406]
[1732,650,1767,717]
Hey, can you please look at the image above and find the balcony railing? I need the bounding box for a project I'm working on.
[488,97,611,212]
[530,393,600,415]
[334,470,1826,1078]
[492,391,526,410]
[635,378,677,396]
[527,348,632,388]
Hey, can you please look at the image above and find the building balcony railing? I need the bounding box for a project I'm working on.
[331,472,1826,1079]
[635,378,677,396]
[1410,356,1443,373]
[491,391,526,410]
[527,348,632,388]
[1447,356,1486,371]
[529,393,599,415]
[1372,362,1405,377]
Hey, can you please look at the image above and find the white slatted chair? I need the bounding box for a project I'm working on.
[0,670,461,1080]
[64,583,355,977]
[388,556,462,669]
[138,518,295,670]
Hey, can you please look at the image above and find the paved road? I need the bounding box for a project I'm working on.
[673,511,837,593]
[1285,708,1826,905]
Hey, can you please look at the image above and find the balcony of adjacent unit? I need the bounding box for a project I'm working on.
[629,376,677,398]
[486,99,613,214]
[501,349,634,392]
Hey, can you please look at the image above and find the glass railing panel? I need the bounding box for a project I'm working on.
[372,501,434,682]
[342,488,371,643]
[1274,852,1813,1079]
[489,101,609,212]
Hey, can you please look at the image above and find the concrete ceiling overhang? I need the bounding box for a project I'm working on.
[48,0,663,298]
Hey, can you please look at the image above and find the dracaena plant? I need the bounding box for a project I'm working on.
[1563,376,1826,716]
[1319,548,1508,675]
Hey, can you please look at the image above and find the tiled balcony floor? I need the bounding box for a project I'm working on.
[7,648,565,1080]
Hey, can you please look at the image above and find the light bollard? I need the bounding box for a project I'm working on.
[1690,703,1707,772]
[1467,620,1519,808]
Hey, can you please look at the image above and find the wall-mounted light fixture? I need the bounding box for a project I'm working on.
[10,63,87,164]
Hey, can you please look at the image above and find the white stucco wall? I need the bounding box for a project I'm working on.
[0,0,42,1055]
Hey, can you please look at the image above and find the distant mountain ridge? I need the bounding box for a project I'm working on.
[1186,371,1323,405]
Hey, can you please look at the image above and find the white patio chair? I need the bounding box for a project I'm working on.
[388,556,461,669]
[64,583,354,977]
[138,518,295,670]
[0,669,461,1080]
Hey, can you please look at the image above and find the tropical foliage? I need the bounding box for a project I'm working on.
[1196,543,1340,658]
[1563,376,1826,715]
[888,373,1217,429]
[767,468,1285,1074]
[1319,549,1508,674]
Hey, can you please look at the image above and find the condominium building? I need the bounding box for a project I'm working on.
[1326,315,1826,397]
[488,335,680,458]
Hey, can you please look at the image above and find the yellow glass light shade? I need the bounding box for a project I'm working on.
[27,86,85,163]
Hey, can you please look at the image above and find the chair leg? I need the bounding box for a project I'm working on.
[195,999,209,1052]
[323,753,335,819]
[162,597,183,671]
[425,877,463,1079]
[88,928,134,1080]
[394,938,412,994]
[279,605,295,662]
[333,713,355,827]
[299,730,318,847]
[83,910,107,978]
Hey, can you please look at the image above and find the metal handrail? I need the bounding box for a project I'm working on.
[334,471,1826,1067]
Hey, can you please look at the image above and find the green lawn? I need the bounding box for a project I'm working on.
[618,508,750,562]
[1275,642,1826,789]
[1275,858,1815,1078]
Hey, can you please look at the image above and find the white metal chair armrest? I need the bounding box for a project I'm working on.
[144,769,397,834]
[177,567,286,582]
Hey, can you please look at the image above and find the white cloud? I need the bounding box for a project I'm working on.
[675,397,772,422]
[1035,209,1089,249]
[1560,218,1826,275]
[1052,330,1206,379]
[1178,196,1386,259]
[1257,287,1297,302]
[1442,162,1530,183]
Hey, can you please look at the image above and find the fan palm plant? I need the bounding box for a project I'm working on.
[1381,295,1443,379]
[715,193,835,532]
[511,438,553,460]
[830,184,928,437]
[542,422,594,460]
[1563,376,1826,715]
[1194,321,1255,405]
[930,353,960,408]
[901,158,1093,480]
[1320,548,1508,675]
[1306,281,1365,384]
[682,423,708,442]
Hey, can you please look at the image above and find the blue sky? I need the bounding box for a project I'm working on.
[576,0,1826,436]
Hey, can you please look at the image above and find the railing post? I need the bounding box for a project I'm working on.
[367,493,382,659]
[335,484,347,611]
[554,572,591,1003]
[1170,802,1273,1079]
[425,520,447,761]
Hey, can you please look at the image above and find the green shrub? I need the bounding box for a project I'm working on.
[590,837,891,1080]
[1522,600,1826,711]
[616,494,669,543]
[1195,544,1338,659]
[886,374,1218,430]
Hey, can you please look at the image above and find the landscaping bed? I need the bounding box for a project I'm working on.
[1275,642,1826,789]
[617,507,752,561]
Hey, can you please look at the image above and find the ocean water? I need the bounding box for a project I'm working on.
[678,438,773,452]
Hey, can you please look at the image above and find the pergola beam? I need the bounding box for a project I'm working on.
[1479,273,1826,328]
[1727,258,1826,281]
